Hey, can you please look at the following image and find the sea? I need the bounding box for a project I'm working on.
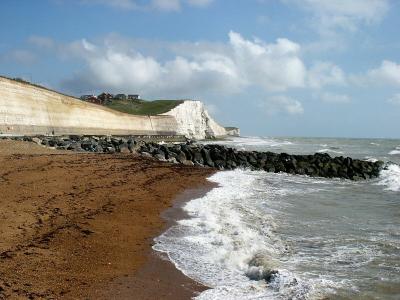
[153,136,400,300]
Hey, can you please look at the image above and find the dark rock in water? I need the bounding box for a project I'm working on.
[47,139,57,147]
[214,159,226,170]
[182,159,194,166]
[81,140,95,152]
[94,144,103,153]
[274,162,286,173]
[16,135,384,181]
[192,150,204,165]
[263,269,279,283]
[201,148,215,167]
[210,147,226,162]
[264,163,275,173]
[226,160,237,169]
[67,142,81,151]
[175,151,187,164]
[245,266,287,285]
[170,144,182,154]
[247,153,258,166]
[119,142,131,153]
[141,152,152,158]
[181,144,193,161]
[168,157,178,164]
[111,137,121,146]
[154,153,166,161]
[105,146,116,154]
[344,157,352,168]
[56,140,68,147]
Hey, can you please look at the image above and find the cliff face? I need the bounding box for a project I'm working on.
[0,77,238,140]
[0,77,178,136]
[162,100,229,140]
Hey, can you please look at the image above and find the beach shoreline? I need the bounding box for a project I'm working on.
[101,183,218,300]
[0,140,215,299]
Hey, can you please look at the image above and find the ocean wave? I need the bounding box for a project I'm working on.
[364,157,378,163]
[153,170,315,299]
[388,146,400,155]
[388,150,400,155]
[206,136,294,149]
[317,148,344,155]
[376,164,400,192]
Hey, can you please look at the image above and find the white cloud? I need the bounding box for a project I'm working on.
[317,92,351,103]
[260,95,304,115]
[28,36,55,49]
[80,0,137,10]
[388,93,400,106]
[229,31,306,91]
[79,0,213,11]
[62,31,309,97]
[152,0,181,11]
[308,61,346,89]
[186,0,213,7]
[6,50,36,64]
[281,0,389,53]
[367,60,400,86]
[287,0,389,33]
[62,39,242,96]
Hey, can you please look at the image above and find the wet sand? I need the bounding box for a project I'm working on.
[0,140,214,299]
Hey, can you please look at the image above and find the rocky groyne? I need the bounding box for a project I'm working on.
[4,136,384,180]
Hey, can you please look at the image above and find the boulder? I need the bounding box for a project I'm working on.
[175,151,187,164]
[154,153,166,161]
[201,148,215,167]
[182,160,194,166]
[141,152,152,158]
[19,136,384,180]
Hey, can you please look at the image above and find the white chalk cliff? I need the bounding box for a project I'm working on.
[162,100,232,140]
[0,76,238,140]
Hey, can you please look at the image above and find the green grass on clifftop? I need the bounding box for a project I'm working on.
[105,99,184,116]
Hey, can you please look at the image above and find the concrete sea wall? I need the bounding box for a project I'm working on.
[0,77,178,136]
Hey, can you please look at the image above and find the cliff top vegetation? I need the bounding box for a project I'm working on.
[1,75,185,116]
[105,99,183,116]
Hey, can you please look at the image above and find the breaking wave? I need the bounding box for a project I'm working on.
[154,137,400,299]
[377,164,400,192]
[316,148,344,155]
[206,136,294,150]
[153,171,340,299]
[388,146,400,155]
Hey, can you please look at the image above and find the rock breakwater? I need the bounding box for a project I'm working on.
[3,136,384,180]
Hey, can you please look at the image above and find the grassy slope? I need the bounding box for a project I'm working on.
[105,99,184,116]
[0,75,81,100]
[1,75,184,116]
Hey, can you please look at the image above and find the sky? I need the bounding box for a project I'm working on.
[1,0,400,138]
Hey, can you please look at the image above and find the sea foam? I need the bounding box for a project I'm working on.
[317,148,344,155]
[388,146,400,155]
[153,170,328,299]
[389,150,400,155]
[205,136,293,150]
[377,164,400,192]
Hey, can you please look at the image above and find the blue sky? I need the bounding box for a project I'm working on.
[1,0,400,138]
